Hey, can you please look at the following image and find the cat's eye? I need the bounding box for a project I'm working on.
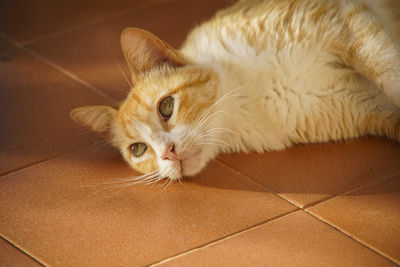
[158,96,174,121]
[130,142,147,157]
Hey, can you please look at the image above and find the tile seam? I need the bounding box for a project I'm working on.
[19,0,174,46]
[0,141,100,179]
[217,159,400,265]
[216,159,302,208]
[304,210,400,266]
[24,47,119,104]
[1,33,119,104]
[148,209,300,266]
[303,170,400,265]
[0,235,46,266]
[305,170,400,209]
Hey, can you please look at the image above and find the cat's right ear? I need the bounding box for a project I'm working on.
[70,106,117,139]
[120,27,186,82]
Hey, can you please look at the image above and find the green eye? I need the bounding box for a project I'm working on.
[130,142,147,157]
[159,96,174,121]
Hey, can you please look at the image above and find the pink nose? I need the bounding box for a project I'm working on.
[162,144,178,161]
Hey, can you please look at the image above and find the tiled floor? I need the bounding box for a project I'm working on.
[0,0,399,266]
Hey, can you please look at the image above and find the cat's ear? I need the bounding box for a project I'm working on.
[70,106,117,139]
[120,27,186,81]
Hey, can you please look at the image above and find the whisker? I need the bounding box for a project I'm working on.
[180,85,246,153]
[112,57,133,90]
[89,172,161,194]
[191,126,233,144]
[193,110,230,133]
[184,110,231,146]
[90,171,159,186]
[184,87,245,144]
[200,127,234,135]
[159,178,170,188]
[201,138,231,145]
[197,142,231,147]
[160,178,174,192]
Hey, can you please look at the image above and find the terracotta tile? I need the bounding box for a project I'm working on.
[0,238,41,266]
[0,0,164,44]
[0,144,296,266]
[157,211,395,267]
[0,37,110,175]
[308,173,400,264]
[219,138,400,208]
[27,0,231,101]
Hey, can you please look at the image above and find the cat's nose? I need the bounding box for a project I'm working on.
[162,143,178,161]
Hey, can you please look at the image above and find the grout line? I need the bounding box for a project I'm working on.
[216,159,302,208]
[304,170,400,209]
[148,209,299,266]
[217,158,400,264]
[2,33,119,104]
[303,171,400,265]
[0,235,46,266]
[304,210,400,265]
[4,26,400,263]
[19,0,174,46]
[23,47,119,104]
[1,33,114,177]
[1,34,119,104]
[0,141,100,179]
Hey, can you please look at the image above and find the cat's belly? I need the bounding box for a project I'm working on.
[257,78,387,147]
[225,68,384,152]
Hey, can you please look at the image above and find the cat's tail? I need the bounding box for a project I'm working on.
[335,2,400,107]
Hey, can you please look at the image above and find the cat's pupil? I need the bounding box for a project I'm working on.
[130,142,147,157]
[159,96,174,120]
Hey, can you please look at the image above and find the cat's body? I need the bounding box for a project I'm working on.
[182,0,400,150]
[71,0,400,182]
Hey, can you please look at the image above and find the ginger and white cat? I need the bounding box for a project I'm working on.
[71,0,400,182]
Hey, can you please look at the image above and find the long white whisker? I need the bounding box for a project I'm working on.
[191,86,244,130]
[200,139,231,147]
[90,172,162,194]
[184,110,231,146]
[90,172,158,186]
[192,127,234,144]
[200,127,234,135]
[186,90,244,143]
[193,110,230,132]
[113,57,133,89]
[180,86,246,152]
[197,142,231,147]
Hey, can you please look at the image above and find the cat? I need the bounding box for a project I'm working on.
[71,0,400,183]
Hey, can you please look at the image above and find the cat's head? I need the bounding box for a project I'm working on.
[70,28,220,180]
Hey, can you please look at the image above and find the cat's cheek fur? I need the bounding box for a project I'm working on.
[123,150,159,175]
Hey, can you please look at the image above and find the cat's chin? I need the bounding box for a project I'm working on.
[180,149,207,177]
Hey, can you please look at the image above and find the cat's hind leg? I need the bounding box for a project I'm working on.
[335,2,400,107]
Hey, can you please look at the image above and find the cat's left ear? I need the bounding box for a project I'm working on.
[120,27,186,81]
[70,106,117,139]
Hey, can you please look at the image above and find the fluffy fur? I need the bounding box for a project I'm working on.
[71,0,400,182]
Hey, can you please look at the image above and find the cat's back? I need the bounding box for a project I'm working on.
[181,0,400,62]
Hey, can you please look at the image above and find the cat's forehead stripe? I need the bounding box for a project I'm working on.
[130,93,151,110]
[169,73,212,94]
[121,119,135,139]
